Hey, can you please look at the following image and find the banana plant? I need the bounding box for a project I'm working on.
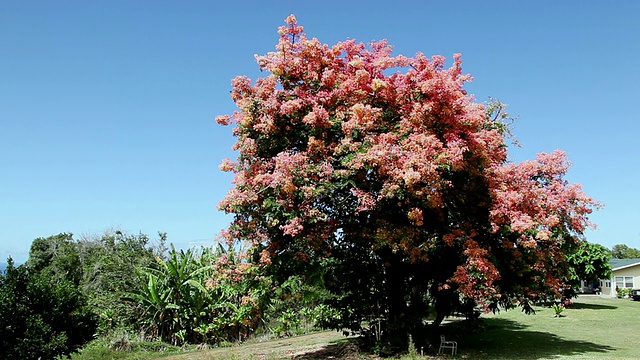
[125,245,210,345]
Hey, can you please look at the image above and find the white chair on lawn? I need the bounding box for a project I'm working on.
[439,335,457,356]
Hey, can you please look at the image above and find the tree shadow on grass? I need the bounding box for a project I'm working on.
[456,318,616,360]
[292,338,363,359]
[569,302,618,310]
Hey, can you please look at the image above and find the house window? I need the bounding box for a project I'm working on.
[600,280,611,288]
[614,276,634,289]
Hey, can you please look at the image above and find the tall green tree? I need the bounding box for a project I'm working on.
[611,244,640,259]
[26,230,167,335]
[565,241,612,296]
[79,230,162,330]
[28,233,82,285]
[216,15,598,346]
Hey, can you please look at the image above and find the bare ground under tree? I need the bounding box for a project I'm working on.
[160,331,380,360]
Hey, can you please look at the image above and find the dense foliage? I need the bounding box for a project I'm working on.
[126,243,337,346]
[6,230,336,357]
[567,241,612,285]
[610,244,640,259]
[126,245,259,345]
[216,15,598,345]
[0,258,96,359]
[564,241,611,298]
[27,231,163,335]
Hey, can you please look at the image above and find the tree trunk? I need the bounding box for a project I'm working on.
[432,291,454,327]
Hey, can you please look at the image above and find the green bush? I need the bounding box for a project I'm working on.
[0,258,97,359]
[617,288,632,298]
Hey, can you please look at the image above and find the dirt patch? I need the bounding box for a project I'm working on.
[161,331,376,359]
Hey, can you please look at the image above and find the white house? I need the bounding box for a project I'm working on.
[599,258,640,297]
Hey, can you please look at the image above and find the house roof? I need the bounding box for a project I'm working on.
[610,258,640,271]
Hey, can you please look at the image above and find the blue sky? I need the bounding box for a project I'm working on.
[1,1,639,263]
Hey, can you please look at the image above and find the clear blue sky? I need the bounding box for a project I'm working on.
[2,1,639,263]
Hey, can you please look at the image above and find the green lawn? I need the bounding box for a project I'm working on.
[444,295,639,359]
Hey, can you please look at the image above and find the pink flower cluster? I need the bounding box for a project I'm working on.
[490,150,598,244]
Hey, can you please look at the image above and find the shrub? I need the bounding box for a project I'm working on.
[617,288,632,298]
[0,258,97,359]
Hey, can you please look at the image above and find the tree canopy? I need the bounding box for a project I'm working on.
[611,244,640,259]
[217,15,598,343]
[566,241,611,296]
[24,231,170,339]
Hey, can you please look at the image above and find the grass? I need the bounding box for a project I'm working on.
[70,338,184,360]
[72,295,640,359]
[441,295,639,359]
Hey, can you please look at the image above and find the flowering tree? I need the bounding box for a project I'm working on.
[216,15,598,343]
